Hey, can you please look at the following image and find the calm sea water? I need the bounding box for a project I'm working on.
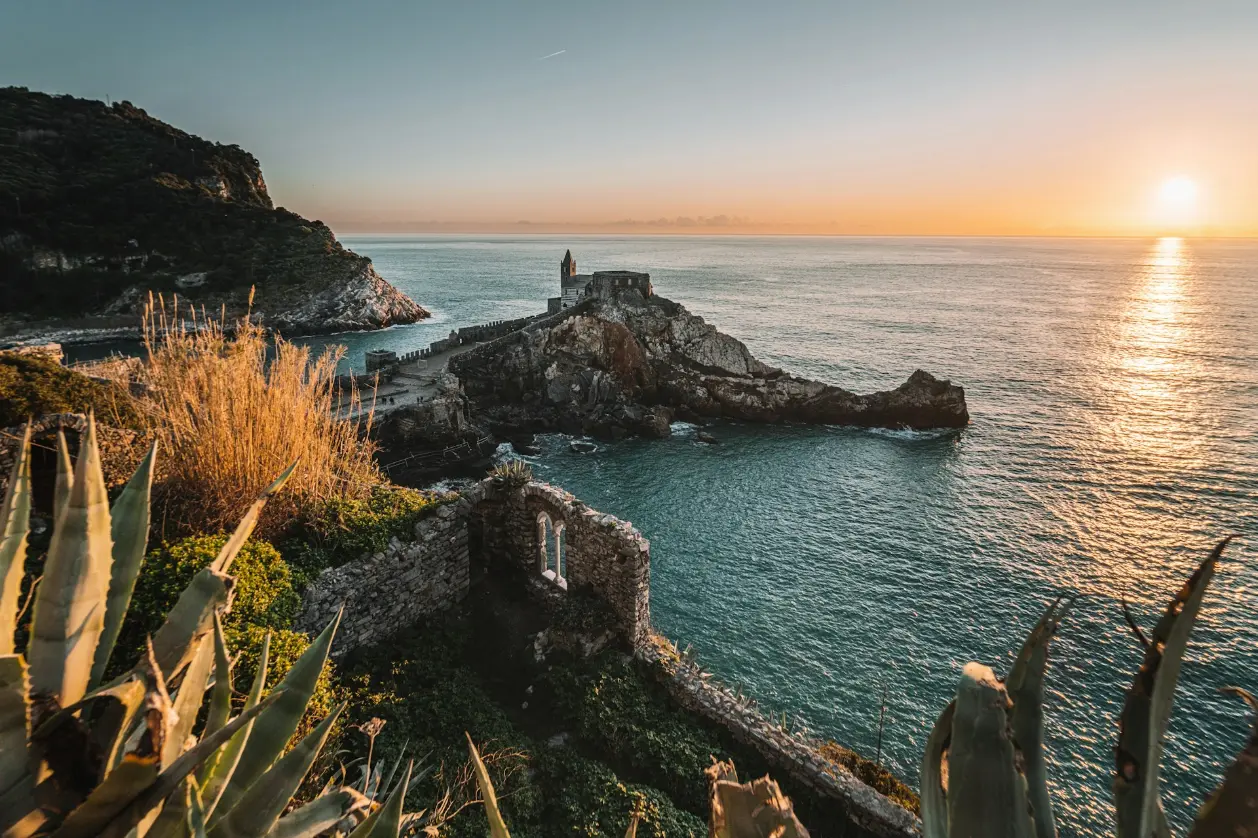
[88,235,1258,835]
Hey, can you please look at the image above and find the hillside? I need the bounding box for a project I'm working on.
[0,87,427,338]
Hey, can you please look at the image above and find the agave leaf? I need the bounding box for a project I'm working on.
[208,702,345,838]
[188,780,209,838]
[30,673,147,781]
[267,788,370,838]
[707,759,809,838]
[369,759,412,838]
[624,812,640,838]
[466,732,511,838]
[1007,597,1073,838]
[200,631,269,815]
[28,416,113,713]
[91,440,158,687]
[210,461,299,575]
[0,424,32,654]
[73,690,283,838]
[53,428,73,525]
[920,700,955,838]
[0,772,42,838]
[148,567,233,684]
[213,612,339,818]
[947,663,1036,838]
[0,655,31,800]
[144,776,197,838]
[202,615,232,741]
[163,634,216,765]
[1114,538,1230,838]
[1187,687,1258,838]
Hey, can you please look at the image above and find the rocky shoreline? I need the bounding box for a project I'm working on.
[448,284,968,441]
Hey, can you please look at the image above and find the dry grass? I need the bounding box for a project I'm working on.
[140,294,379,536]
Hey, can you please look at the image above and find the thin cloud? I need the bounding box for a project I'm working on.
[537,49,566,61]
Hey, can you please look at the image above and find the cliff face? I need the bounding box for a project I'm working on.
[0,87,427,338]
[450,288,969,437]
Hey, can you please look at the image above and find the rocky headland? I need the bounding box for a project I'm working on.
[0,87,427,342]
[449,279,969,439]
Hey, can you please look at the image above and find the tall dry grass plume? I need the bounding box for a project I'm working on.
[141,292,378,535]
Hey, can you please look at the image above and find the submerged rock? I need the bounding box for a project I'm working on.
[696,431,719,445]
[450,284,969,437]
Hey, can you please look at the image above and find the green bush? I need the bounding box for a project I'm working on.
[817,741,919,813]
[534,749,705,838]
[0,353,143,428]
[280,484,450,583]
[546,654,726,815]
[126,534,299,640]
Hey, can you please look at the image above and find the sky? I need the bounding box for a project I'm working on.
[2,0,1257,236]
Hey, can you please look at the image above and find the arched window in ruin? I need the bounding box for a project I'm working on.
[536,511,567,590]
[554,523,567,582]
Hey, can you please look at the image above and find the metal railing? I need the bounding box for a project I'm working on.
[381,435,495,474]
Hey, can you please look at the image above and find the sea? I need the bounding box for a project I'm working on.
[73,235,1258,835]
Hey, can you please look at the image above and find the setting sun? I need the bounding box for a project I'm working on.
[1153,176,1201,230]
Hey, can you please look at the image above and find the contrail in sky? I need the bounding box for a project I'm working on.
[538,50,566,60]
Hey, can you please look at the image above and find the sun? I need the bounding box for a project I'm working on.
[1152,176,1201,230]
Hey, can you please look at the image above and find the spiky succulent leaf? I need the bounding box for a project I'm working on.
[213,611,339,818]
[148,567,233,683]
[188,781,209,838]
[84,691,283,838]
[369,759,412,838]
[0,655,31,800]
[1007,597,1072,838]
[0,425,32,654]
[466,732,511,838]
[947,663,1036,838]
[210,461,298,575]
[624,813,640,838]
[1187,687,1258,838]
[202,615,232,741]
[53,428,73,525]
[1114,538,1230,838]
[91,440,158,687]
[28,416,113,711]
[207,702,345,838]
[920,700,955,838]
[200,632,269,816]
[163,634,216,765]
[268,788,370,838]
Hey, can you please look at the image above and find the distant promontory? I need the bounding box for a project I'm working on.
[0,87,428,342]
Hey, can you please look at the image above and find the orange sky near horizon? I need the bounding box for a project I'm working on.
[4,2,1257,237]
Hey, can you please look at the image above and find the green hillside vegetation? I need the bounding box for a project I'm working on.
[0,87,378,319]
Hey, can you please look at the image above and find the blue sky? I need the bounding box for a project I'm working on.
[2,1,1256,233]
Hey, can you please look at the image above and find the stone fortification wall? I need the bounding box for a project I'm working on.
[394,313,547,364]
[295,503,471,656]
[466,477,651,646]
[295,475,650,654]
[638,638,920,838]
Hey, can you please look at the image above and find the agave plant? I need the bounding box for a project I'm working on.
[0,415,412,837]
[921,537,1255,838]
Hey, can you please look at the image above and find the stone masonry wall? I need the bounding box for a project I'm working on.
[638,638,920,838]
[296,503,470,656]
[464,477,651,647]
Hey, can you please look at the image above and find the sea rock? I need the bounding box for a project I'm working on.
[696,431,719,445]
[451,286,969,435]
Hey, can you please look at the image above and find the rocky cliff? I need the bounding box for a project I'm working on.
[450,286,969,437]
[0,87,427,340]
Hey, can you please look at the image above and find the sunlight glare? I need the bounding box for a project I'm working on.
[1153,176,1201,230]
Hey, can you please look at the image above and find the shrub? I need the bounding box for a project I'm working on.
[0,352,143,428]
[280,483,450,582]
[547,653,725,815]
[141,299,378,537]
[491,458,533,488]
[817,741,919,813]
